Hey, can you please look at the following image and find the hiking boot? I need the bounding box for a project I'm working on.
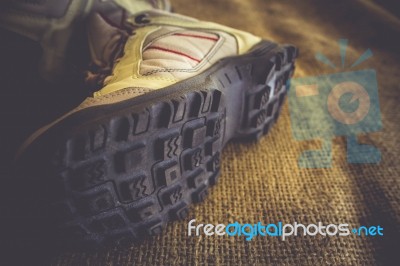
[17,10,298,247]
[0,0,171,80]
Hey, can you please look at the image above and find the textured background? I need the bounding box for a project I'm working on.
[2,0,400,265]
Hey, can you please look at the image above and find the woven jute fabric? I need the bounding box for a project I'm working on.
[32,0,400,265]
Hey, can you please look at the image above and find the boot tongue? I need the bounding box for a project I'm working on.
[83,0,172,92]
[87,13,126,68]
[86,0,172,68]
[85,13,128,91]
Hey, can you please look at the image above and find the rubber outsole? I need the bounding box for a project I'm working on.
[17,41,297,248]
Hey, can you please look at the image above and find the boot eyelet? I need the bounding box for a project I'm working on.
[135,13,151,25]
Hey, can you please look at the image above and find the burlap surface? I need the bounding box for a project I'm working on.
[12,0,400,265]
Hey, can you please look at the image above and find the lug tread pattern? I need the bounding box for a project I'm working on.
[50,87,225,247]
[238,45,298,141]
[26,43,298,248]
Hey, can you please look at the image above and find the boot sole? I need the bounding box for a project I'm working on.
[18,41,297,248]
